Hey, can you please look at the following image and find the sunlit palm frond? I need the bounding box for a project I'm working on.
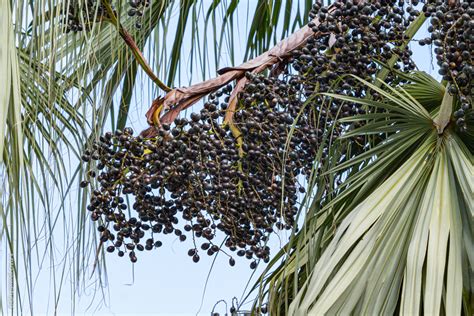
[253,74,473,315]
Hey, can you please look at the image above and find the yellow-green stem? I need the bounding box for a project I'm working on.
[228,121,244,157]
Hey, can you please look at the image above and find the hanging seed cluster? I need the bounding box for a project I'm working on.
[293,0,419,105]
[236,72,323,178]
[63,1,108,33]
[127,0,150,29]
[81,0,468,265]
[420,0,473,132]
[61,0,150,33]
[81,78,317,266]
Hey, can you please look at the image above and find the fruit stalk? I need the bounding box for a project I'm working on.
[101,0,171,92]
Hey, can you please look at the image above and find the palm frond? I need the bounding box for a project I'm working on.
[253,74,473,315]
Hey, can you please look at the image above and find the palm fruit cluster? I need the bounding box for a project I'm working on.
[63,1,109,33]
[420,0,473,132]
[81,79,310,267]
[296,0,419,102]
[61,0,150,33]
[81,0,471,265]
[127,0,150,29]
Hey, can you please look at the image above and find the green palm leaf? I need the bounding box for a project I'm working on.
[254,74,473,315]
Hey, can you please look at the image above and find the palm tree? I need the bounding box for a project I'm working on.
[1,0,472,315]
[1,0,313,313]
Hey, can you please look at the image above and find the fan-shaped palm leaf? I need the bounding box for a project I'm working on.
[253,74,473,315]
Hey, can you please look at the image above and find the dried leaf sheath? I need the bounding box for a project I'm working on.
[144,4,339,132]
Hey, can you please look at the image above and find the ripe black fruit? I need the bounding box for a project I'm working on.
[80,0,472,266]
